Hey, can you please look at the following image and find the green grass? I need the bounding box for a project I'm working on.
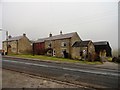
[8,54,102,65]
[107,57,112,62]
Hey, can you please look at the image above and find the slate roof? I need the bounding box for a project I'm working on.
[35,38,47,43]
[3,36,23,42]
[30,40,36,43]
[93,41,109,46]
[72,40,91,47]
[35,32,76,43]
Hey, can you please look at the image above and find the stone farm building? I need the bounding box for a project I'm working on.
[72,40,95,61]
[93,41,112,57]
[2,33,32,54]
[33,32,96,60]
[33,32,82,59]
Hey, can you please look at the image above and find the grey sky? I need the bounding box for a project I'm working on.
[0,1,119,51]
[0,2,2,49]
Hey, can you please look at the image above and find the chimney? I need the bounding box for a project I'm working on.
[8,35,12,39]
[23,33,26,37]
[49,33,52,37]
[60,31,62,35]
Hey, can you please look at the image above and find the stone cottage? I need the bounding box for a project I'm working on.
[2,33,32,54]
[33,31,81,58]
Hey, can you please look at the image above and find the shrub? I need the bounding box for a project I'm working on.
[112,57,120,63]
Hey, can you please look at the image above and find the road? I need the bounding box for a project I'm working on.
[2,57,120,89]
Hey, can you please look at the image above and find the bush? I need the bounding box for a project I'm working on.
[94,55,100,61]
[112,57,120,63]
[112,57,117,62]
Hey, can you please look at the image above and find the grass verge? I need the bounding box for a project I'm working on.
[7,54,102,65]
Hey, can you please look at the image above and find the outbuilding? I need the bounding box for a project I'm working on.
[93,41,112,57]
[72,40,95,61]
[33,39,45,55]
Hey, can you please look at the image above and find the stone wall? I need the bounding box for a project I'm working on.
[88,42,95,54]
[2,42,7,53]
[2,36,32,54]
[71,47,81,59]
[2,40,18,54]
[71,32,82,59]
[88,42,95,61]
[8,40,18,54]
[44,32,81,59]
[45,38,71,58]
[18,37,32,54]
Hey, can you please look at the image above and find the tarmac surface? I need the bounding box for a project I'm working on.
[2,56,120,89]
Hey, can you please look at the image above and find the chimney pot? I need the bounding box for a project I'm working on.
[60,31,62,35]
[49,33,52,37]
[8,35,12,39]
[23,33,26,36]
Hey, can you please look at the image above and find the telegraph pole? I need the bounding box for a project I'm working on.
[0,29,8,55]
[6,31,8,55]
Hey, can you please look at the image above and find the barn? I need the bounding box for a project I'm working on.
[93,41,112,57]
[33,39,45,55]
[72,40,95,61]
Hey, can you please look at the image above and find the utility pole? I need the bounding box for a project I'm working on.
[31,43,34,56]
[0,29,8,55]
[6,31,8,55]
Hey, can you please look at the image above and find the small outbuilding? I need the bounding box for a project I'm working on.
[93,41,112,57]
[72,40,95,61]
[33,39,45,55]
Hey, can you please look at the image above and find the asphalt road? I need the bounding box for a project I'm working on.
[2,57,120,89]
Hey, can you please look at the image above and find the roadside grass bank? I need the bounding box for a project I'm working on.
[107,57,112,62]
[6,54,102,65]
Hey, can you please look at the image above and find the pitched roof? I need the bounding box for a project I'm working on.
[93,41,112,50]
[3,36,23,42]
[72,40,91,47]
[93,41,109,46]
[30,40,36,43]
[35,38,47,43]
[35,32,76,43]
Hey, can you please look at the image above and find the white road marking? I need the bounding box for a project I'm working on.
[3,59,119,77]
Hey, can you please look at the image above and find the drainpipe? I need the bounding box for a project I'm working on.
[6,31,8,55]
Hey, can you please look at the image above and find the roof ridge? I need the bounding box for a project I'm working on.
[3,35,24,42]
[9,35,23,39]
[93,41,108,43]
[37,32,76,42]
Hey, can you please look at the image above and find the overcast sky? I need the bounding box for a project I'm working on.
[0,0,119,51]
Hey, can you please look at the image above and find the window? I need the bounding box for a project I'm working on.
[48,43,51,48]
[61,42,67,47]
